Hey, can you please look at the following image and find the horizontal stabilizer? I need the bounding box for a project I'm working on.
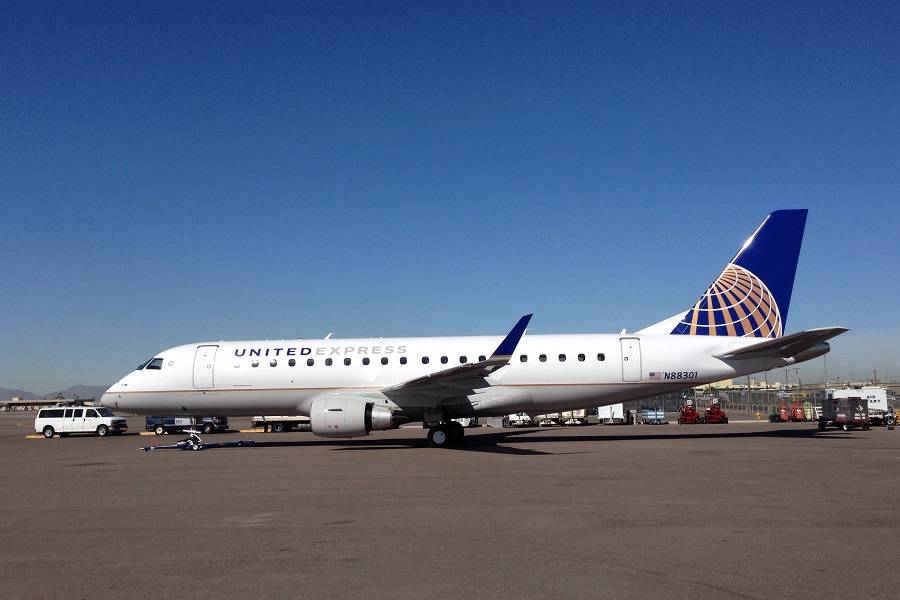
[715,327,848,360]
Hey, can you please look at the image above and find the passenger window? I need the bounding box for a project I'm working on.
[252,360,259,367]
[270,359,277,367]
[559,354,566,362]
[363,357,370,365]
[400,356,407,365]
[146,358,163,370]
[307,359,315,366]
[460,356,467,364]
[478,355,486,362]
[86,409,98,418]
[422,357,430,364]
[64,409,73,418]
[381,357,389,365]
[578,353,585,362]
[288,359,296,367]
[539,354,547,362]
[598,353,605,361]
[440,356,448,364]
[520,355,527,362]
[325,358,333,366]
[344,358,351,366]
[73,409,83,417]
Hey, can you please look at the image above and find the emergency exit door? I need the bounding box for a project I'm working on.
[619,338,642,382]
[193,345,218,389]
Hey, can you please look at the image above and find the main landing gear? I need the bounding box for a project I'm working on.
[426,421,465,448]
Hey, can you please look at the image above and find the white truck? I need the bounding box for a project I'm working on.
[828,388,889,425]
[251,415,311,433]
[506,413,533,427]
[561,409,590,425]
[535,413,562,426]
[597,403,625,424]
[35,406,127,438]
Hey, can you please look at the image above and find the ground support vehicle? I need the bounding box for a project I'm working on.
[789,400,806,422]
[597,403,625,424]
[35,406,127,438]
[536,413,562,426]
[641,408,666,425]
[818,397,869,431]
[829,388,889,425]
[561,409,589,425]
[769,404,790,423]
[704,402,728,424]
[251,415,311,432]
[506,413,533,427]
[677,400,703,424]
[146,416,228,435]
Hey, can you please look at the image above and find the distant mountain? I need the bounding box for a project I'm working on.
[49,385,109,400]
[0,385,109,402]
[0,388,39,401]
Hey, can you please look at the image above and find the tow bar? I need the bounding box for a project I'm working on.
[140,428,255,452]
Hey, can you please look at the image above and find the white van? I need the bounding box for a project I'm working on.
[34,406,128,438]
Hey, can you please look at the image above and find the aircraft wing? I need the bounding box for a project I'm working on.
[382,314,532,398]
[714,327,848,360]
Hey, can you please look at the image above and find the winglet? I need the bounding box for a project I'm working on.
[491,314,532,358]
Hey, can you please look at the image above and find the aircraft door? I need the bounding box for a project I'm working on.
[193,345,218,389]
[620,338,642,382]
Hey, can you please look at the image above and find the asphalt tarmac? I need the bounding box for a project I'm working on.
[1,412,898,600]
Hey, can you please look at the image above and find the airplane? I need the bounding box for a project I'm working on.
[102,209,847,447]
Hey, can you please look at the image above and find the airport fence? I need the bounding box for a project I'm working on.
[622,388,828,421]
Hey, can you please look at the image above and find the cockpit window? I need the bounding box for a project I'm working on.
[136,358,153,370]
[145,358,164,370]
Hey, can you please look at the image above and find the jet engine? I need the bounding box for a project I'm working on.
[787,342,831,365]
[309,395,394,438]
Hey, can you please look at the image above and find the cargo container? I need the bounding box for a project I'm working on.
[829,388,888,425]
[640,408,666,425]
[819,397,869,431]
[597,403,625,424]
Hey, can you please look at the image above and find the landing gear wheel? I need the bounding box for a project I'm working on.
[448,421,465,443]
[154,424,166,435]
[42,426,55,438]
[427,425,452,448]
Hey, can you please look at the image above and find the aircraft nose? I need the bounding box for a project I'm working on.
[100,381,130,411]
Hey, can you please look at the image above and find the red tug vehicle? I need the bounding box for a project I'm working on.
[769,401,791,422]
[704,399,729,424]
[678,397,729,424]
[678,398,704,424]
[788,399,806,422]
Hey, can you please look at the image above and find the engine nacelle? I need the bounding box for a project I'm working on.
[309,395,394,438]
[787,342,831,365]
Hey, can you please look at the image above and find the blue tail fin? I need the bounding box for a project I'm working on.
[670,209,808,338]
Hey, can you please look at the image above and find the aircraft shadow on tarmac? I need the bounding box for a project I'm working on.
[234,426,856,456]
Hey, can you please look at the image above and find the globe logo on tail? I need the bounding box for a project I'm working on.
[671,263,782,338]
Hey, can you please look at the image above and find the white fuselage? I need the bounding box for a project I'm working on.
[102,332,782,418]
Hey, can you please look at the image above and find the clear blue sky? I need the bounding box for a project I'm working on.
[2,1,898,393]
